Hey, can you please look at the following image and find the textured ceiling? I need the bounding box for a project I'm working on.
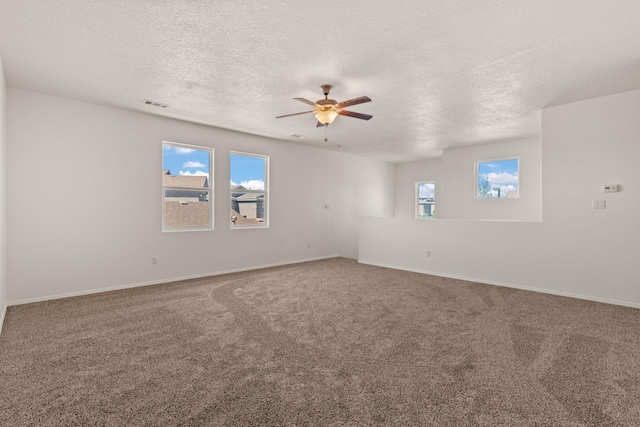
[1,1,639,162]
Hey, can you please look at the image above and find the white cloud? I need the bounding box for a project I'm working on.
[479,172,518,197]
[163,145,195,154]
[179,170,209,178]
[230,179,264,190]
[486,171,518,186]
[418,182,435,198]
[241,180,265,191]
[174,147,195,154]
[239,180,264,191]
[183,161,205,168]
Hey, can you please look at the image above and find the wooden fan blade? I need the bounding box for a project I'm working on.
[338,110,373,120]
[276,110,315,118]
[294,98,318,107]
[316,121,324,127]
[336,96,371,109]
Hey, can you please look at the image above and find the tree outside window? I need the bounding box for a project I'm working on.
[477,158,519,199]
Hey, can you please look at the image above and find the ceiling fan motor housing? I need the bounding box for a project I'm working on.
[316,98,338,110]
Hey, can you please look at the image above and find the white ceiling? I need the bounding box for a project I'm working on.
[1,1,639,162]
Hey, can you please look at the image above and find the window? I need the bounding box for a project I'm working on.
[230,152,268,228]
[162,142,213,231]
[477,158,519,198]
[416,181,435,219]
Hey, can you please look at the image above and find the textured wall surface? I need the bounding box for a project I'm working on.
[6,89,394,303]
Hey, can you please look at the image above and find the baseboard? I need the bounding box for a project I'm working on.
[0,303,7,336]
[359,259,640,310]
[8,255,340,307]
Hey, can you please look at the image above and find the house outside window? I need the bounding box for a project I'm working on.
[162,142,213,231]
[416,181,435,219]
[230,152,268,228]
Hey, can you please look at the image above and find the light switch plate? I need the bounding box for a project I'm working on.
[593,200,606,209]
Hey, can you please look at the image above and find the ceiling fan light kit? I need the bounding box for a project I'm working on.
[276,85,372,141]
[315,109,339,125]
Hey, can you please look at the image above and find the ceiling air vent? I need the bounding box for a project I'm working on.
[142,99,170,109]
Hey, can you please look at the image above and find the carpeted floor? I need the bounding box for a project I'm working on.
[1,257,639,426]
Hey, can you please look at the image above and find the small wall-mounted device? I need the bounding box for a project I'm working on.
[603,185,618,193]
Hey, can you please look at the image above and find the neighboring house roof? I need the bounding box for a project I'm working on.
[235,193,264,202]
[165,201,209,228]
[231,185,264,200]
[231,209,262,225]
[163,174,209,189]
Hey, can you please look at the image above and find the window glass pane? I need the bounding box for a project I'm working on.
[417,181,435,219]
[163,145,211,184]
[230,154,265,191]
[162,142,212,230]
[231,192,265,225]
[477,158,519,198]
[230,153,268,227]
[164,190,210,228]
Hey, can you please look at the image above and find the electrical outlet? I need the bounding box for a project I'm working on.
[426,251,431,258]
[152,256,158,265]
[307,242,311,248]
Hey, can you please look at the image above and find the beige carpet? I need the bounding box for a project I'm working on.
[1,258,639,426]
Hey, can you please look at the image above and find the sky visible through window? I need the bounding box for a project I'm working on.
[477,158,518,198]
[230,153,265,190]
[163,144,210,183]
[418,182,435,199]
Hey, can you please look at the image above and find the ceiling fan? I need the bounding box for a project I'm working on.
[276,85,372,140]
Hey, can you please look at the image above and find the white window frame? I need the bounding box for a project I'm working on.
[415,181,435,219]
[476,157,520,199]
[162,141,214,232]
[230,151,269,229]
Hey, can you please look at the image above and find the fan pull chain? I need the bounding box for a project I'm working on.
[324,124,328,142]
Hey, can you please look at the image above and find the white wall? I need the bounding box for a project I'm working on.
[360,217,544,289]
[6,88,394,303]
[393,137,541,221]
[539,89,640,302]
[0,57,7,332]
[360,89,640,308]
[440,137,542,221]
